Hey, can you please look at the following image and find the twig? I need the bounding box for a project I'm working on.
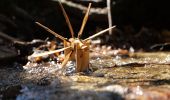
[53,0,108,15]
[0,31,44,45]
[107,0,113,35]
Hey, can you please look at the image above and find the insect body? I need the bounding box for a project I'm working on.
[63,38,90,72]
[29,2,116,72]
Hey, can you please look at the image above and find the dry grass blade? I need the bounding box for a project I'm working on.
[29,46,71,58]
[35,22,67,41]
[61,51,72,67]
[84,25,116,41]
[59,1,74,38]
[78,3,91,38]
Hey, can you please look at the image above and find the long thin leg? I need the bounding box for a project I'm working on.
[29,46,71,58]
[61,51,73,67]
[78,3,91,38]
[36,22,67,41]
[59,1,74,38]
[83,26,116,41]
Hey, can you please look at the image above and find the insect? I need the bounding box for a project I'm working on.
[29,2,116,72]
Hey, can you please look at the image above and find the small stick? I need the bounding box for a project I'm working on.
[83,25,116,41]
[0,31,45,45]
[35,22,67,41]
[0,31,23,43]
[78,3,91,38]
[29,46,71,58]
[59,1,74,38]
[107,0,113,35]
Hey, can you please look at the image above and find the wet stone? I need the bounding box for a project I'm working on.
[1,52,170,99]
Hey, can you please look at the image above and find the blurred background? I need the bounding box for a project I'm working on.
[0,0,170,50]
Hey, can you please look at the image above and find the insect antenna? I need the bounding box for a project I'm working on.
[35,22,68,42]
[77,3,91,38]
[83,26,116,41]
[59,1,74,38]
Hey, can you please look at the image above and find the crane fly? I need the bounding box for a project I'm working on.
[29,2,116,72]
